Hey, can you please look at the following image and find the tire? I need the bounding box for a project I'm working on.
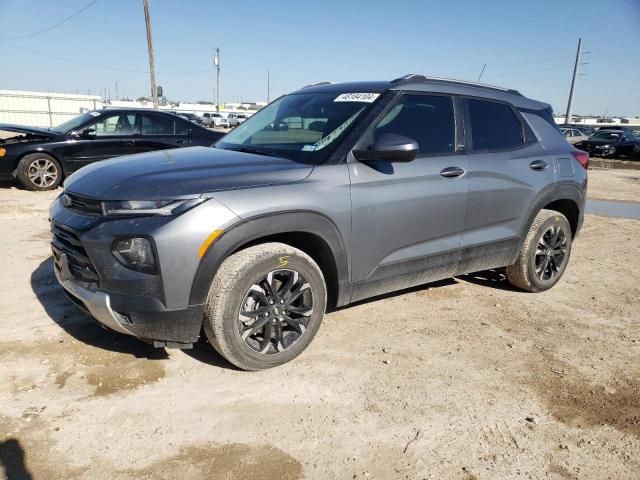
[506,209,573,293]
[203,242,327,370]
[16,153,62,191]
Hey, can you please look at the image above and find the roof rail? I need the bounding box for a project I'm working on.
[301,81,335,89]
[391,74,522,96]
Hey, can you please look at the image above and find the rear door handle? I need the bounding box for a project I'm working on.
[440,166,466,178]
[529,160,549,171]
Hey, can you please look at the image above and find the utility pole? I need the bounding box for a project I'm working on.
[267,70,271,103]
[143,0,159,109]
[115,81,118,101]
[214,48,221,112]
[565,37,582,124]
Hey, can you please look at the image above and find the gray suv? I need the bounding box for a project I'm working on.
[50,75,588,370]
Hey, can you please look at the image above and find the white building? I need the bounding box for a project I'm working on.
[554,114,640,127]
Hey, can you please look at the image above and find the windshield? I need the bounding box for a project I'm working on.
[216,92,377,163]
[592,131,622,141]
[53,112,97,134]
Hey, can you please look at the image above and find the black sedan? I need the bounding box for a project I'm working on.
[0,108,224,190]
[575,130,640,159]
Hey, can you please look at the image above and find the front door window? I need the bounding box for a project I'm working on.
[92,114,136,136]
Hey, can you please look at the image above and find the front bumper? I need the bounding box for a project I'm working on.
[54,258,133,336]
[55,261,205,346]
[584,145,616,157]
[49,192,238,346]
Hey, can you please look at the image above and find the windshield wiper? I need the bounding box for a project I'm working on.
[221,146,278,157]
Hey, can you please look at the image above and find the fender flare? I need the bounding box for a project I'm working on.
[514,182,585,262]
[188,210,351,308]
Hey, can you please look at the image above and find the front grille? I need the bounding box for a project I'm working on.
[51,222,100,283]
[65,193,102,214]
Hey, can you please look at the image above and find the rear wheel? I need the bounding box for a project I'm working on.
[506,210,572,292]
[16,153,62,191]
[203,242,327,370]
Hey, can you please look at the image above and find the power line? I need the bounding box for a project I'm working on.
[0,40,214,75]
[0,0,100,40]
[486,64,573,79]
[447,54,575,78]
[477,54,574,73]
[511,75,569,85]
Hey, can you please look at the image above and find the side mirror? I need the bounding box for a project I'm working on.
[81,128,96,138]
[359,133,418,162]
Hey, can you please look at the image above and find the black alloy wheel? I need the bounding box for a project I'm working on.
[534,225,568,281]
[238,270,314,354]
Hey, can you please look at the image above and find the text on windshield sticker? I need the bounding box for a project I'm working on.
[334,93,380,103]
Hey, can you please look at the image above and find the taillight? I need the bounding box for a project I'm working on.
[571,149,589,170]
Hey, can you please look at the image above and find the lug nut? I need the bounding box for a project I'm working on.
[280,300,284,304]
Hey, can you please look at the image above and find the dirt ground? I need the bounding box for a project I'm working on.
[0,170,639,480]
[587,168,639,202]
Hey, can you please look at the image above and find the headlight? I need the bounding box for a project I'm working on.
[101,198,206,216]
[112,237,157,273]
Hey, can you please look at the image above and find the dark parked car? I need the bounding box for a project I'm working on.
[595,125,640,139]
[0,109,223,190]
[50,75,587,370]
[575,129,640,158]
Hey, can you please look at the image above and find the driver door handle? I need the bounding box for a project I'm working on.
[529,160,549,171]
[440,166,466,178]
[176,139,192,145]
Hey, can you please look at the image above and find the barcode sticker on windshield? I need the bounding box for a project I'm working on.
[334,93,379,103]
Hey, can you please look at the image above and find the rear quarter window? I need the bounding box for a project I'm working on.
[466,99,524,151]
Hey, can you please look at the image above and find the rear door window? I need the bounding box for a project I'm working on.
[142,113,177,135]
[466,99,524,151]
[374,94,455,156]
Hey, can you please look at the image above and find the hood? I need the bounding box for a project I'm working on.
[0,123,57,139]
[582,139,618,146]
[65,146,314,200]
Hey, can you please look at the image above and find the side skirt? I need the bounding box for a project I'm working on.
[454,237,520,276]
[349,250,459,304]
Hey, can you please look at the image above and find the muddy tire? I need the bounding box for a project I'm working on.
[506,209,572,293]
[203,242,327,371]
[16,153,62,191]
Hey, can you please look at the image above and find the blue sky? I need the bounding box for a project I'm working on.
[1,0,639,116]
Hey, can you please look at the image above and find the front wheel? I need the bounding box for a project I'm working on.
[506,210,573,292]
[16,153,62,191]
[203,242,327,370]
